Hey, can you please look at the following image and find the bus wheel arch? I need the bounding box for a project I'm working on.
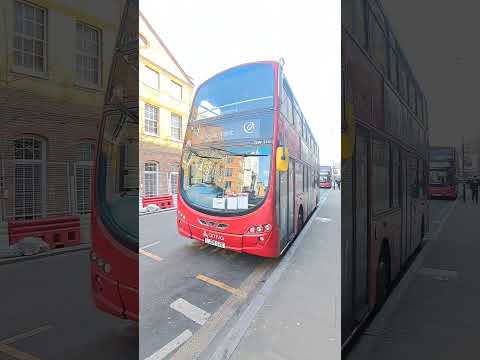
[376,239,391,305]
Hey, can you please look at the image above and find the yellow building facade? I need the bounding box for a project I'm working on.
[0,0,125,244]
[139,12,194,200]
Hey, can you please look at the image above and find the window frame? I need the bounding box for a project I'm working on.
[144,161,159,197]
[13,0,48,76]
[170,112,182,140]
[171,80,182,101]
[144,103,159,136]
[143,65,160,90]
[75,21,102,88]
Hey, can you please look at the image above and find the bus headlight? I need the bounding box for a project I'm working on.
[103,263,112,274]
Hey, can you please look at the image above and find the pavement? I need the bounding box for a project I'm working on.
[0,249,138,360]
[0,243,91,265]
[139,188,339,360]
[346,197,480,360]
[225,188,341,360]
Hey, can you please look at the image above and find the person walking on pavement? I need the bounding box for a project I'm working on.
[336,178,341,190]
[470,176,479,204]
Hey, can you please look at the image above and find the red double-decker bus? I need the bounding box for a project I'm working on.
[428,146,458,200]
[177,60,320,258]
[319,166,333,188]
[342,0,429,347]
[90,0,139,321]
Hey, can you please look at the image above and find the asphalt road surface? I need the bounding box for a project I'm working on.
[140,189,332,360]
[0,250,138,360]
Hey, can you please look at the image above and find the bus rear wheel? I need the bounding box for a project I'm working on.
[376,244,391,306]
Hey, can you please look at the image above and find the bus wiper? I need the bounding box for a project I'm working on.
[208,146,268,157]
[189,147,221,159]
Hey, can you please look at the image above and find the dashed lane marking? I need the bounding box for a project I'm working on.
[144,330,193,360]
[170,298,211,326]
[0,325,53,346]
[141,240,162,250]
[196,274,247,298]
[171,260,275,360]
[140,249,163,262]
[0,344,40,360]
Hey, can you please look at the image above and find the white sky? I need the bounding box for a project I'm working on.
[140,0,340,166]
[381,0,480,148]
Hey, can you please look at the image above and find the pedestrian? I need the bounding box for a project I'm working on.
[470,176,479,204]
[333,178,336,190]
[336,178,341,190]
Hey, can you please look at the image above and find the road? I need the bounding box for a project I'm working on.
[0,250,138,360]
[140,189,334,360]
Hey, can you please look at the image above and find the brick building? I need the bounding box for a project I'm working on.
[0,0,125,246]
[139,12,194,206]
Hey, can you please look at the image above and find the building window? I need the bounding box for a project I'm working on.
[225,168,233,177]
[144,104,159,135]
[76,22,100,86]
[171,81,182,100]
[169,172,178,194]
[171,113,182,140]
[144,162,158,196]
[75,142,95,214]
[225,181,232,190]
[14,1,47,74]
[14,136,45,220]
[144,66,159,89]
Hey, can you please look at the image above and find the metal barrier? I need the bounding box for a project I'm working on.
[142,195,174,209]
[8,216,81,249]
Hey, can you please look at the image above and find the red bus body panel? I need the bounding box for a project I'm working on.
[91,204,139,321]
[177,61,316,258]
[428,185,457,199]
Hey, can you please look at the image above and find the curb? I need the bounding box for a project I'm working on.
[139,207,177,216]
[0,243,91,266]
[208,191,331,360]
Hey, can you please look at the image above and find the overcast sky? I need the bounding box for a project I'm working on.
[140,0,340,166]
[381,0,480,148]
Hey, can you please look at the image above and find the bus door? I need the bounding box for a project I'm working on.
[288,157,295,240]
[400,152,408,266]
[407,156,417,256]
[277,129,289,250]
[353,127,369,321]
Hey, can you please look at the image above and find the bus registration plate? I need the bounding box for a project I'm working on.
[205,238,225,248]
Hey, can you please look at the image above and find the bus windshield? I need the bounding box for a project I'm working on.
[191,63,274,121]
[180,144,272,215]
[429,169,453,186]
[96,110,139,250]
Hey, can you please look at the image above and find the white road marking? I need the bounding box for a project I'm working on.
[417,267,458,280]
[141,240,162,250]
[0,325,53,345]
[316,217,332,223]
[144,330,192,360]
[170,298,211,325]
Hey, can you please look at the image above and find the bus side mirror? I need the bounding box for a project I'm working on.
[276,146,288,172]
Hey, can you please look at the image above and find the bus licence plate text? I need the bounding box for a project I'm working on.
[205,238,225,248]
